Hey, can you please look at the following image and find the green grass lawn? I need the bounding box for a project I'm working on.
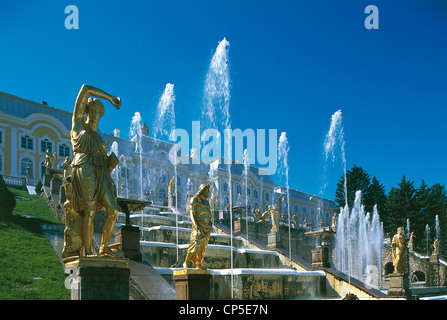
[0,187,70,300]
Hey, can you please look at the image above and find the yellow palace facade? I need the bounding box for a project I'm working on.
[0,90,338,227]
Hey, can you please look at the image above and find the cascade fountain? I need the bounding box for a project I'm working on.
[325,110,384,289]
[334,190,383,288]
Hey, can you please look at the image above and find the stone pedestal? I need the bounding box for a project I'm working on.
[65,257,130,300]
[114,225,142,261]
[429,253,439,264]
[173,269,211,300]
[267,232,280,250]
[234,218,242,237]
[50,178,62,195]
[43,173,52,187]
[311,247,330,269]
[387,273,410,298]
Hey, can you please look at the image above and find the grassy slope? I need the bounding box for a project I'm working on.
[0,187,70,300]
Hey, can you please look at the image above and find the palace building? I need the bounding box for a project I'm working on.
[0,90,338,227]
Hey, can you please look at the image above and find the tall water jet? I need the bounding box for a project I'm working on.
[109,140,119,193]
[201,37,233,297]
[334,190,383,289]
[130,111,143,200]
[322,109,347,206]
[153,83,176,141]
[278,132,291,264]
[243,149,249,242]
[435,215,440,254]
[425,224,431,256]
[153,83,178,261]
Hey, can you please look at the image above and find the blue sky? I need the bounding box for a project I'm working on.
[1,0,446,202]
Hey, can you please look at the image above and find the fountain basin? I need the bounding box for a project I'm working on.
[130,213,176,228]
[156,267,326,299]
[142,225,191,244]
[140,241,178,267]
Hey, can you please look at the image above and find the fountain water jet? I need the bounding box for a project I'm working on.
[201,37,233,297]
[154,83,178,261]
[130,111,144,200]
[278,132,292,264]
[243,149,250,242]
[334,190,383,289]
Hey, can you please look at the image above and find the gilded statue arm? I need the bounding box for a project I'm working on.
[72,85,121,133]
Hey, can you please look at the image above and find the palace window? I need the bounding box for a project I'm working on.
[20,158,33,176]
[21,134,33,150]
[40,138,52,153]
[59,143,70,158]
[265,192,270,202]
[40,160,46,178]
[253,189,258,199]
[236,185,241,195]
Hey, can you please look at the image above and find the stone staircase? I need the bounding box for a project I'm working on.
[115,203,327,300]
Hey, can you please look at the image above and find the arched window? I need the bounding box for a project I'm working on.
[21,134,34,150]
[236,185,241,195]
[59,143,70,158]
[20,158,33,176]
[40,160,46,178]
[265,192,270,202]
[253,189,258,199]
[40,138,53,153]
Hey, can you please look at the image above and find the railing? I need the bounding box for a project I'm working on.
[2,175,26,188]
[1,175,42,188]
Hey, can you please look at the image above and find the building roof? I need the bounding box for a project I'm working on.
[0,91,72,130]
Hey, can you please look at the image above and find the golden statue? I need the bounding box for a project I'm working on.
[168,176,176,206]
[254,206,269,222]
[433,238,439,255]
[44,149,55,170]
[270,203,280,233]
[62,84,121,261]
[183,183,212,270]
[391,227,407,273]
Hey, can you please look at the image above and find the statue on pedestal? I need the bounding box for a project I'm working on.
[62,84,121,261]
[270,203,280,233]
[391,227,408,274]
[183,183,212,270]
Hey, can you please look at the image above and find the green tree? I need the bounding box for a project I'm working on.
[335,165,371,209]
[365,176,387,215]
[383,176,420,241]
[423,183,447,256]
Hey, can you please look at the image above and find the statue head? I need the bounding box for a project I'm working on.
[397,226,403,235]
[85,98,105,127]
[195,183,211,199]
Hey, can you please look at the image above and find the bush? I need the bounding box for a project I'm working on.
[0,175,16,215]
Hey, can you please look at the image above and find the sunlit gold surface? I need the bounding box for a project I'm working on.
[62,84,121,262]
[183,183,212,270]
[391,227,408,273]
